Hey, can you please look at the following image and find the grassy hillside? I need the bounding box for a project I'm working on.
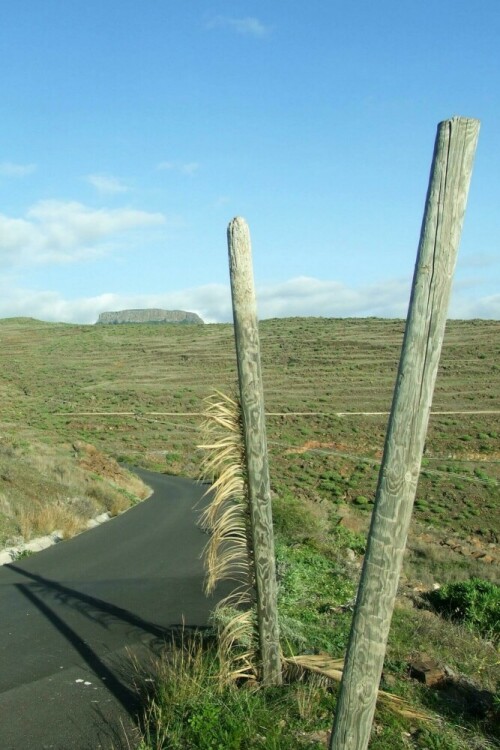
[1,316,498,548]
[0,316,498,747]
[0,434,149,550]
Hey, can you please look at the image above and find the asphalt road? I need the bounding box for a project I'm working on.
[0,469,226,750]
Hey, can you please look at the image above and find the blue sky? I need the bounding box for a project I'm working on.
[1,1,498,323]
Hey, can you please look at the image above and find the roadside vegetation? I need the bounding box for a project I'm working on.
[135,495,498,749]
[0,429,149,553]
[0,315,498,747]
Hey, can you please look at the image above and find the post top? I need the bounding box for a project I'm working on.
[228,216,248,229]
[440,116,480,127]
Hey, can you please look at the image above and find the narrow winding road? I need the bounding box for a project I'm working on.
[0,470,225,749]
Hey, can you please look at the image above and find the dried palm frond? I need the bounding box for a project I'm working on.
[198,391,252,593]
[284,654,433,722]
[198,391,257,682]
[214,604,257,685]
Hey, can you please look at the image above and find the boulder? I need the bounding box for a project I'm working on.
[408,655,446,687]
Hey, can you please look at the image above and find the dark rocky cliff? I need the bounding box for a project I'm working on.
[96,309,204,325]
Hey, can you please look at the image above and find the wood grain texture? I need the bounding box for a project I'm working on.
[227,217,282,686]
[330,117,480,750]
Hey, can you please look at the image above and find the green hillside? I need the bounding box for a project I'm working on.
[0,315,498,748]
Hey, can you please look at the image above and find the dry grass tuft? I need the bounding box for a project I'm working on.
[0,432,149,548]
[198,391,257,683]
[86,478,132,516]
[14,502,87,540]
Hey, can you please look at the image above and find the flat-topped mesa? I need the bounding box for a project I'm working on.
[96,309,204,325]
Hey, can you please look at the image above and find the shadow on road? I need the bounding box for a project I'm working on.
[15,581,142,718]
[8,563,209,746]
[8,563,169,640]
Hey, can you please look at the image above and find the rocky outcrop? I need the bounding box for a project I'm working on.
[96,309,204,325]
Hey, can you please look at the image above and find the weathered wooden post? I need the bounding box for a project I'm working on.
[227,216,282,686]
[330,116,480,750]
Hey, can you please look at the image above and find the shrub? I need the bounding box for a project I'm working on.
[87,478,129,515]
[354,495,369,506]
[272,491,321,543]
[426,578,500,642]
[329,522,366,555]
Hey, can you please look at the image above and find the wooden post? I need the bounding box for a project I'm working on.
[227,216,282,687]
[330,117,480,750]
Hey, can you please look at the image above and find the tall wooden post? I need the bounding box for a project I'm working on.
[227,217,282,686]
[330,117,480,750]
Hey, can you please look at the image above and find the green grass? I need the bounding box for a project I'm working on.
[138,635,332,750]
[276,541,355,654]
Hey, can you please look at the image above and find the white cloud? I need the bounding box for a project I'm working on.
[206,15,270,37]
[0,200,165,266]
[449,292,500,319]
[257,277,412,319]
[0,275,498,326]
[156,161,200,175]
[0,276,411,325]
[86,173,130,194]
[180,162,200,175]
[458,252,498,270]
[213,196,231,208]
[0,284,232,324]
[0,162,37,177]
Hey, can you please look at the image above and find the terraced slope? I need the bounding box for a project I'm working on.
[0,316,498,552]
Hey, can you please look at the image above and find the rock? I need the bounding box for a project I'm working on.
[96,308,204,325]
[299,729,330,746]
[479,555,494,564]
[73,440,96,454]
[382,673,398,688]
[443,664,457,679]
[408,656,446,687]
[469,535,483,547]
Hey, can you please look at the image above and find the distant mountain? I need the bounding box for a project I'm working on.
[96,309,204,325]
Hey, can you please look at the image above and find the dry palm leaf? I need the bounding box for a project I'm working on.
[285,654,433,722]
[198,391,257,682]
